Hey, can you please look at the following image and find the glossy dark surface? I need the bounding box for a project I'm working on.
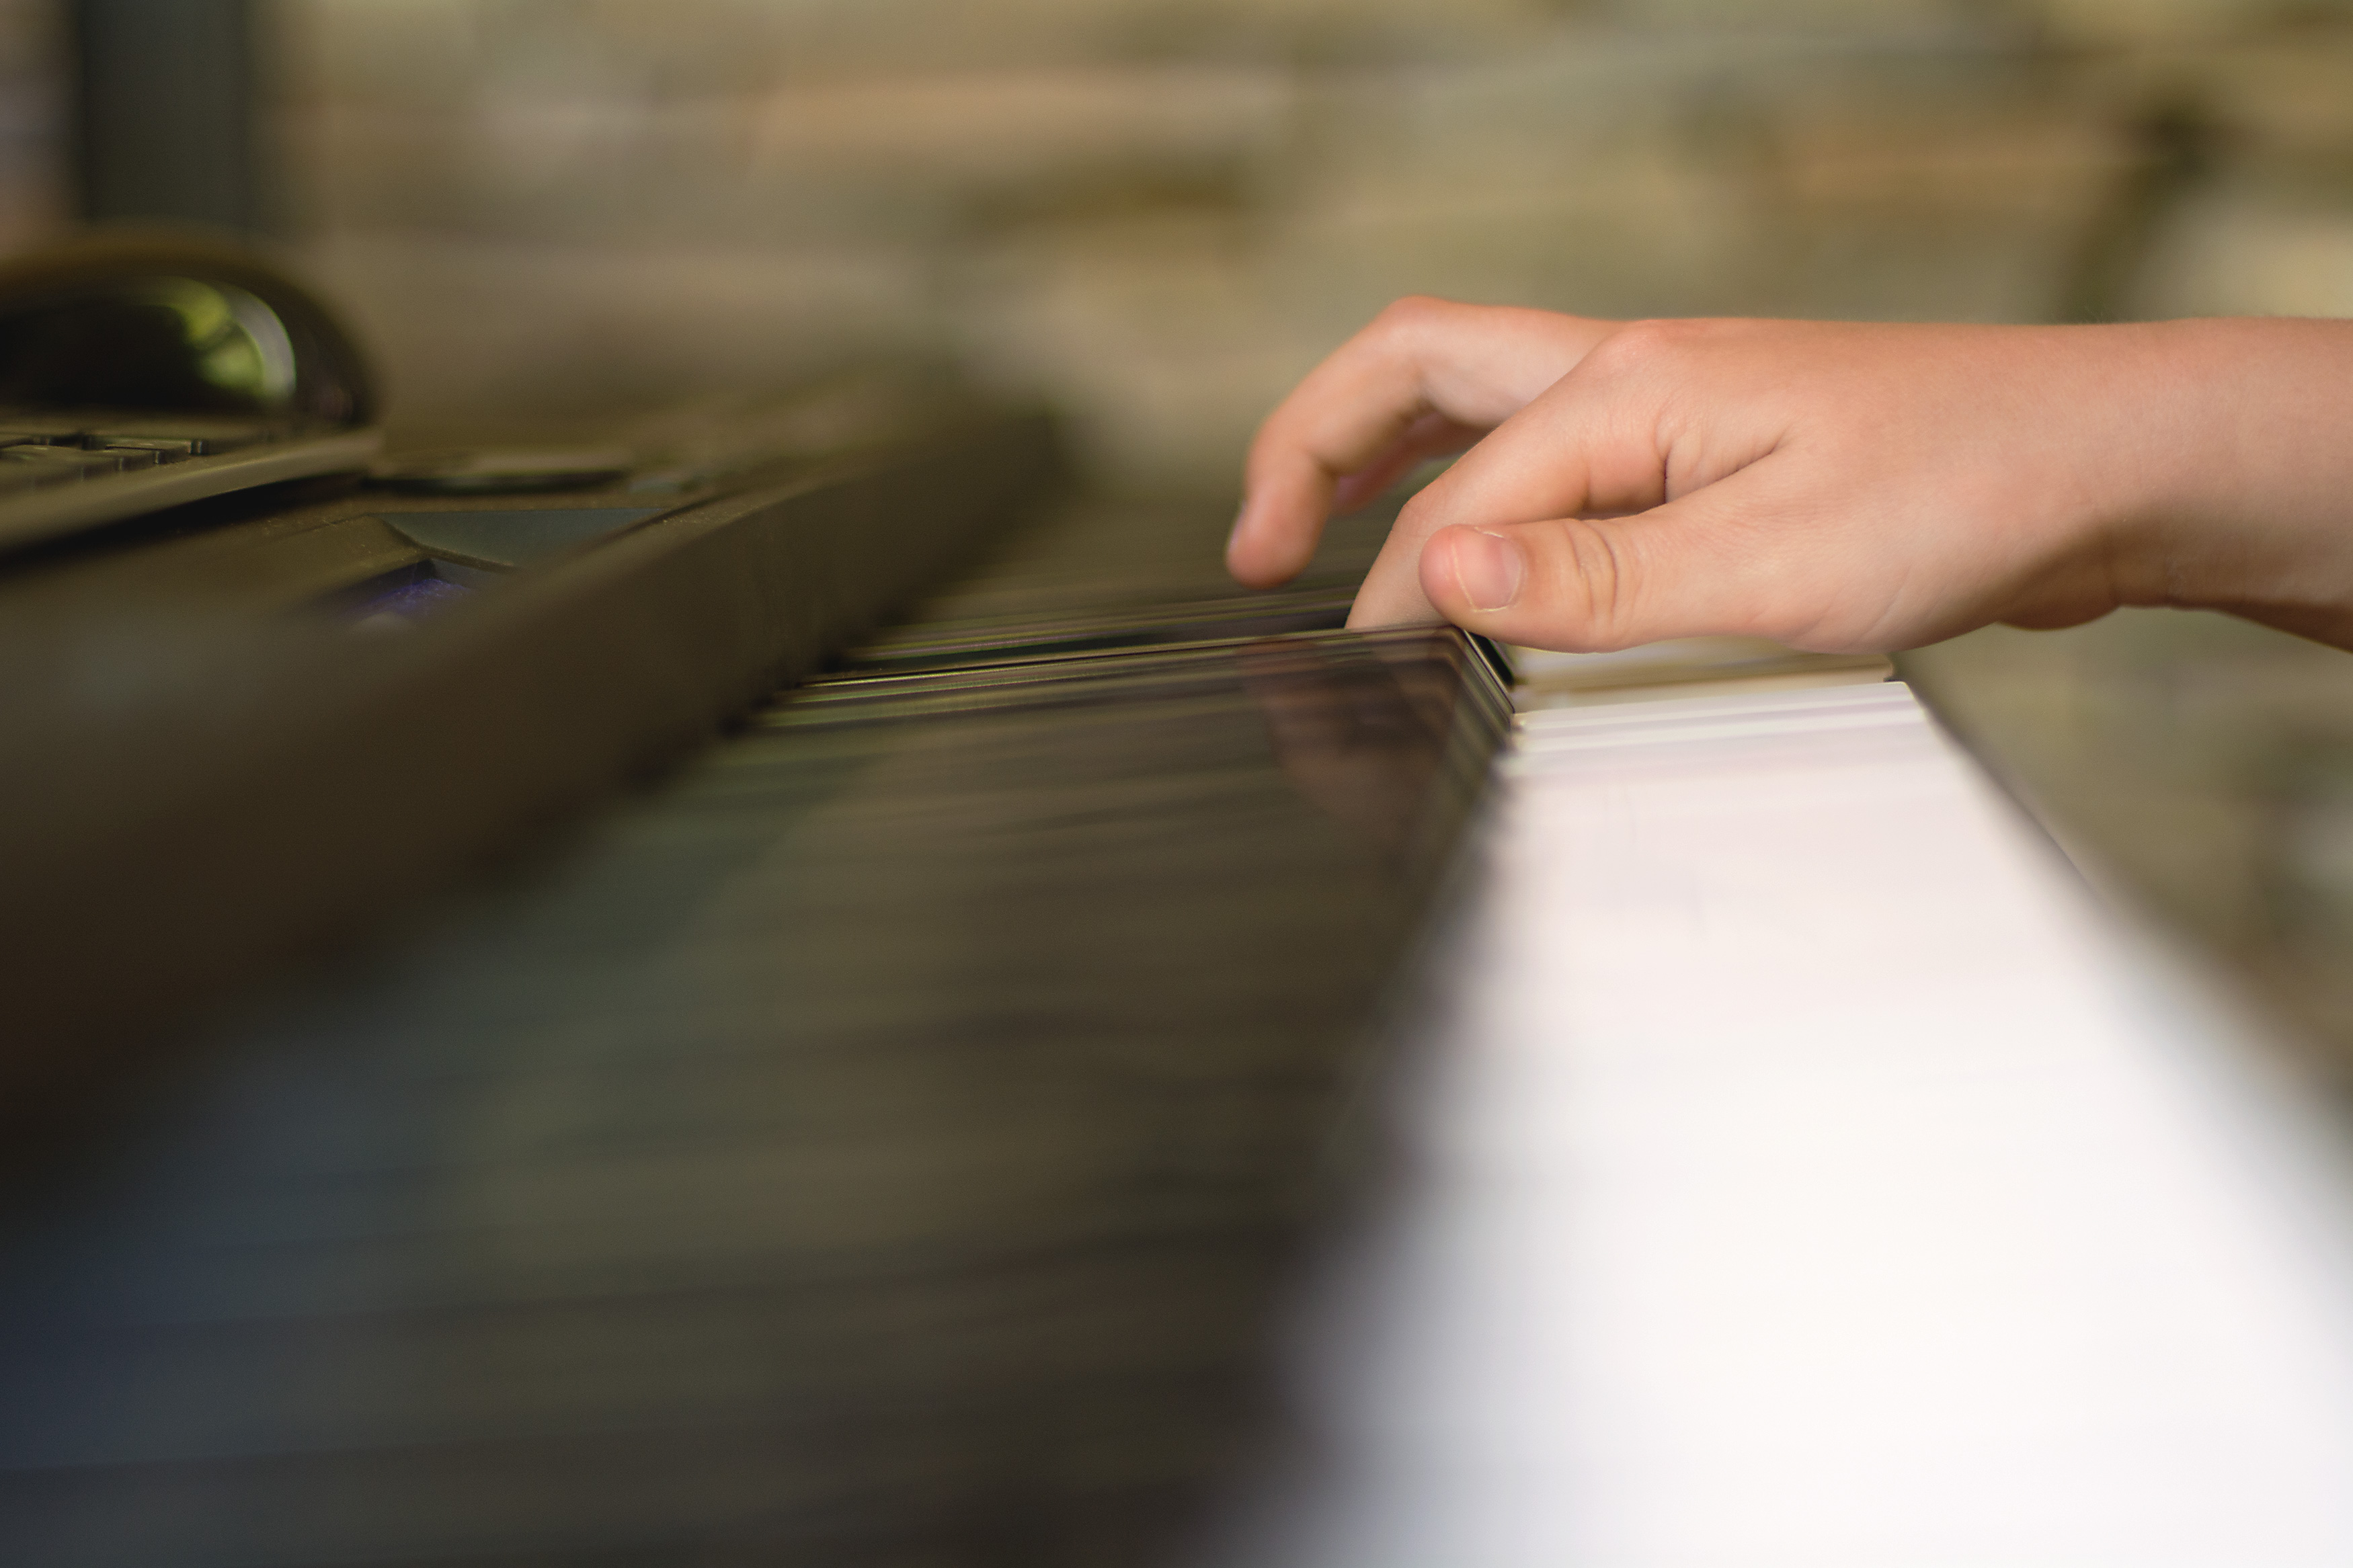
[0,499,1504,1566]
[0,405,1055,1090]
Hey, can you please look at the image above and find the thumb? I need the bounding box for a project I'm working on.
[1416,478,1807,652]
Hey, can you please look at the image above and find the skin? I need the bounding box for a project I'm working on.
[1226,297,2353,653]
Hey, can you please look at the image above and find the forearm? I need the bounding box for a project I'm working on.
[2114,317,2353,647]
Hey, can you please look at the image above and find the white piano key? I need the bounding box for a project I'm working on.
[1215,679,2353,1567]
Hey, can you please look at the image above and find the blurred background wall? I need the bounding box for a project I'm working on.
[15,0,2353,1096]
[267,1,2164,476]
[246,0,2353,488]
[0,1,59,248]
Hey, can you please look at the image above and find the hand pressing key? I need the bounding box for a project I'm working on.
[1226,296,2353,653]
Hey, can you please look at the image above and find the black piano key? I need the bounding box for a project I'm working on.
[0,583,1502,1565]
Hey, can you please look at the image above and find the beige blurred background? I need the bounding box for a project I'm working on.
[10,0,2353,1090]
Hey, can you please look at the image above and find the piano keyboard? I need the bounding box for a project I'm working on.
[7,398,2353,1565]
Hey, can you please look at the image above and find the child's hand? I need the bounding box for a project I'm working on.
[1230,298,2353,653]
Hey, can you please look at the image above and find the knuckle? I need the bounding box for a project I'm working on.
[1374,293,1450,328]
[1579,316,1713,382]
[1367,293,1459,349]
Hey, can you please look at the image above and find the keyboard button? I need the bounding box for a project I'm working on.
[97,438,194,463]
[6,446,128,478]
[85,421,276,455]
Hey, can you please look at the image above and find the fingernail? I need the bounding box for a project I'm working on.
[1451,528,1524,612]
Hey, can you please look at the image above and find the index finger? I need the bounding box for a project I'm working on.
[1228,297,1618,588]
